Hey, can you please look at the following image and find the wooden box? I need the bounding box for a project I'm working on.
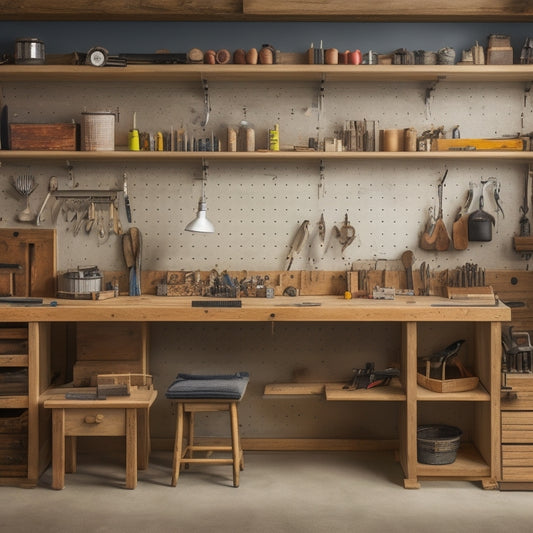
[9,123,78,151]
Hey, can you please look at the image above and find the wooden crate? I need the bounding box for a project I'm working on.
[0,409,27,478]
[9,123,78,151]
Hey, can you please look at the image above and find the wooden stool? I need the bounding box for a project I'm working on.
[166,372,249,488]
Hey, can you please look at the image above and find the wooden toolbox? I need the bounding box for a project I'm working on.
[9,123,78,150]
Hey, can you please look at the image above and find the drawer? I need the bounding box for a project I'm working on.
[502,445,533,481]
[502,411,533,443]
[502,374,533,393]
[64,408,125,437]
[501,391,533,410]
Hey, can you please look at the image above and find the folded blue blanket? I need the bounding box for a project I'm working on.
[166,372,249,400]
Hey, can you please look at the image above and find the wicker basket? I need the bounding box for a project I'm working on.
[417,424,462,465]
[81,111,115,151]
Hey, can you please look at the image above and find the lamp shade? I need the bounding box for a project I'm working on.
[185,200,215,233]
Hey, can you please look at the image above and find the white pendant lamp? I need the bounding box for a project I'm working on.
[185,161,215,233]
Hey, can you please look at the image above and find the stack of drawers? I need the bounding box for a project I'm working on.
[501,374,533,487]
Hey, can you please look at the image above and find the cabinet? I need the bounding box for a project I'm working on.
[263,307,504,489]
[0,322,50,487]
[500,374,533,489]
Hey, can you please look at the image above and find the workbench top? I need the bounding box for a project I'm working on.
[0,295,511,323]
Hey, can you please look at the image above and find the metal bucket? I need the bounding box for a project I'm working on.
[417,425,462,465]
[58,267,102,295]
[15,38,45,65]
[81,111,115,151]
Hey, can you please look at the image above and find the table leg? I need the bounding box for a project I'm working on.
[137,408,149,470]
[125,408,137,489]
[65,436,77,473]
[51,408,65,490]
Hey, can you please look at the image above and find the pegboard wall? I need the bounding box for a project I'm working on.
[0,79,532,273]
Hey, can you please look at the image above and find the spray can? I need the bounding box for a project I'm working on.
[269,123,280,151]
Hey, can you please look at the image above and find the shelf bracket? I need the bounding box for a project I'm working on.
[200,78,211,129]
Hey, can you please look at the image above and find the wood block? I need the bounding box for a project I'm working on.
[0,228,56,297]
[432,138,524,151]
[73,360,144,387]
[9,123,78,151]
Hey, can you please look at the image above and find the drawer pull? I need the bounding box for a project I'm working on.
[84,414,104,424]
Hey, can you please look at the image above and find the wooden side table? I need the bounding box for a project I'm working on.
[44,389,157,489]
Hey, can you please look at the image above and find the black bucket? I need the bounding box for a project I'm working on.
[417,425,462,465]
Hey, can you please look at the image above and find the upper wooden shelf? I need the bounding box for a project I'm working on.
[1,64,533,84]
[1,150,533,163]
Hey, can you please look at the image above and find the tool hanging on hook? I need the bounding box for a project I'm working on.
[200,78,211,128]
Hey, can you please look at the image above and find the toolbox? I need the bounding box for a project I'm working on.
[9,123,78,151]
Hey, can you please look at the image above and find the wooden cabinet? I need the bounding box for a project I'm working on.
[0,323,50,486]
[500,374,533,488]
[263,309,505,489]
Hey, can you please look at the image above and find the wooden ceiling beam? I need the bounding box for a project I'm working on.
[243,0,533,22]
[0,0,531,21]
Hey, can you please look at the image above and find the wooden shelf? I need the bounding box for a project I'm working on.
[416,383,490,401]
[0,354,28,367]
[416,443,490,479]
[263,378,405,401]
[1,64,533,84]
[264,382,339,397]
[0,396,29,409]
[1,150,532,163]
[326,379,405,401]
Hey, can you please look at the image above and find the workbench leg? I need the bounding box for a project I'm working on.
[65,436,77,473]
[403,478,421,489]
[137,408,149,470]
[125,408,137,489]
[51,409,65,490]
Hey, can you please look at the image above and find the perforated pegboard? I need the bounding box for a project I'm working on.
[0,79,531,272]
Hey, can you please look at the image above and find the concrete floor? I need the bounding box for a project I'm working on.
[3,450,533,533]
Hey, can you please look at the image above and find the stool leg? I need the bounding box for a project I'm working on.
[171,403,184,486]
[229,402,241,487]
[187,411,195,460]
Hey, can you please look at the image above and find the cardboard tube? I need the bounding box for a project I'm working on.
[404,128,417,152]
[381,129,404,151]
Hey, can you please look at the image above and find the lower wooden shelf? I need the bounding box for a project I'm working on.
[416,443,490,479]
[417,383,490,402]
[263,378,405,401]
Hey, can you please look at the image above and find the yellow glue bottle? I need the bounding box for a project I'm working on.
[269,123,279,151]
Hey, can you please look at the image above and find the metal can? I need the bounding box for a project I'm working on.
[15,38,45,65]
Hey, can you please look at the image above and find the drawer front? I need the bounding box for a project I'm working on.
[502,374,533,393]
[502,411,533,443]
[502,445,533,481]
[64,408,125,437]
[501,391,533,410]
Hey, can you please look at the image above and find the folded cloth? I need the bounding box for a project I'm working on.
[166,372,249,400]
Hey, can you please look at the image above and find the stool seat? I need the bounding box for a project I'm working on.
[166,372,249,487]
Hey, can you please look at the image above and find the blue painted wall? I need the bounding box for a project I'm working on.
[0,22,531,59]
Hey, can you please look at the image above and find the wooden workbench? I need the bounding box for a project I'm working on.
[0,295,511,489]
